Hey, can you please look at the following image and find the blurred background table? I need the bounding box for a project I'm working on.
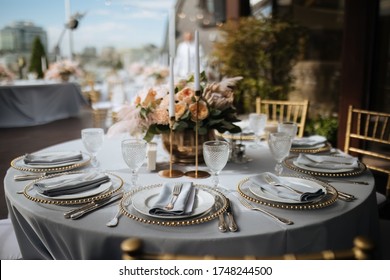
[0,81,87,128]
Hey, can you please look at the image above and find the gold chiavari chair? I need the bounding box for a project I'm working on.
[255,98,309,138]
[86,80,115,129]
[121,236,374,260]
[344,105,390,203]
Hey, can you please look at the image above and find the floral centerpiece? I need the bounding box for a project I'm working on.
[44,59,84,81]
[108,74,243,143]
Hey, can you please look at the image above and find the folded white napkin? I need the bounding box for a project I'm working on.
[24,151,83,165]
[149,182,196,216]
[295,153,359,169]
[292,135,327,147]
[34,172,110,197]
[249,172,325,202]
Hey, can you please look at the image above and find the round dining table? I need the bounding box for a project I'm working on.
[4,134,381,259]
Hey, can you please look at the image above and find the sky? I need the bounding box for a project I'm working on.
[0,0,175,54]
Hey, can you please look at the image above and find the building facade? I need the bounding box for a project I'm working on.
[0,21,48,53]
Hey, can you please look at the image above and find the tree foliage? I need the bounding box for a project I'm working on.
[212,16,306,113]
[29,36,47,79]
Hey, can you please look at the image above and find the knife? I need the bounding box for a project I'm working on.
[69,192,123,220]
[214,196,227,233]
[225,198,238,232]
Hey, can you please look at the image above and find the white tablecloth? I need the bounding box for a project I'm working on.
[0,82,87,128]
[4,135,380,259]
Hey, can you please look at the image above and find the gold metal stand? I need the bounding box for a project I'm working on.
[159,117,184,178]
[185,91,210,179]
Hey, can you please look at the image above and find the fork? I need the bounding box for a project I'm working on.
[164,183,182,210]
[106,197,131,227]
[264,174,303,194]
[236,195,293,225]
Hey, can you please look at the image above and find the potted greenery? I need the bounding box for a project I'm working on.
[212,16,306,113]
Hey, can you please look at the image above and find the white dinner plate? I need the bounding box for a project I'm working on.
[18,151,89,169]
[36,174,113,200]
[248,176,327,204]
[292,160,355,173]
[132,187,215,219]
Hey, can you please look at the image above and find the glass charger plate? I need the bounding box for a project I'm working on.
[237,174,338,210]
[290,142,332,154]
[22,171,123,205]
[120,184,228,227]
[11,151,91,173]
[132,187,215,220]
[283,155,367,177]
[248,176,327,204]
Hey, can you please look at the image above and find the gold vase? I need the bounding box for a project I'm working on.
[162,129,215,164]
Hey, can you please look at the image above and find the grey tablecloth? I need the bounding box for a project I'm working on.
[4,136,380,259]
[0,82,87,127]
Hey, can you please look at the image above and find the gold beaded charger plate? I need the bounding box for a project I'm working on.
[237,174,338,210]
[248,176,327,204]
[22,171,124,205]
[120,184,228,227]
[290,142,332,154]
[283,155,367,177]
[10,151,91,173]
[132,187,215,220]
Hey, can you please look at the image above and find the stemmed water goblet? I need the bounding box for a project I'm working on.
[248,113,268,148]
[267,132,293,175]
[277,122,298,139]
[121,139,147,192]
[203,140,230,192]
[81,128,104,168]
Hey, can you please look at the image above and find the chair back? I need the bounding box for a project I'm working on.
[344,105,390,197]
[121,236,374,260]
[255,98,309,137]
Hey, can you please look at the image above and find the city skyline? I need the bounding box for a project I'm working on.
[0,0,175,56]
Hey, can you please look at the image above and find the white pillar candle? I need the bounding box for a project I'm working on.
[169,56,175,117]
[194,30,200,91]
[169,6,176,58]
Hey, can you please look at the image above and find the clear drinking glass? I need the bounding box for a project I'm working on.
[248,113,268,148]
[81,128,104,168]
[268,132,293,175]
[278,122,298,139]
[121,139,147,191]
[203,140,230,191]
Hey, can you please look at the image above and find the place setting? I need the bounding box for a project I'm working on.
[19,170,124,207]
[10,150,91,175]
[283,152,367,177]
[119,182,228,227]
[290,135,332,154]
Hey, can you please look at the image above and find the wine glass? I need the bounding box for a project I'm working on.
[248,113,268,148]
[121,139,147,191]
[267,132,293,175]
[278,122,298,139]
[203,140,230,191]
[81,128,104,168]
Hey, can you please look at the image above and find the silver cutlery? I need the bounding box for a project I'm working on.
[236,195,293,225]
[70,192,123,220]
[264,174,303,194]
[14,173,47,181]
[225,198,238,232]
[322,179,369,185]
[214,196,227,232]
[106,198,131,227]
[164,183,182,210]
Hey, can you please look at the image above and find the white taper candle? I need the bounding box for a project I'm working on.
[194,30,200,91]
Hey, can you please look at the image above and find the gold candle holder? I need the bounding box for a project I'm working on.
[159,117,184,178]
[185,91,210,179]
